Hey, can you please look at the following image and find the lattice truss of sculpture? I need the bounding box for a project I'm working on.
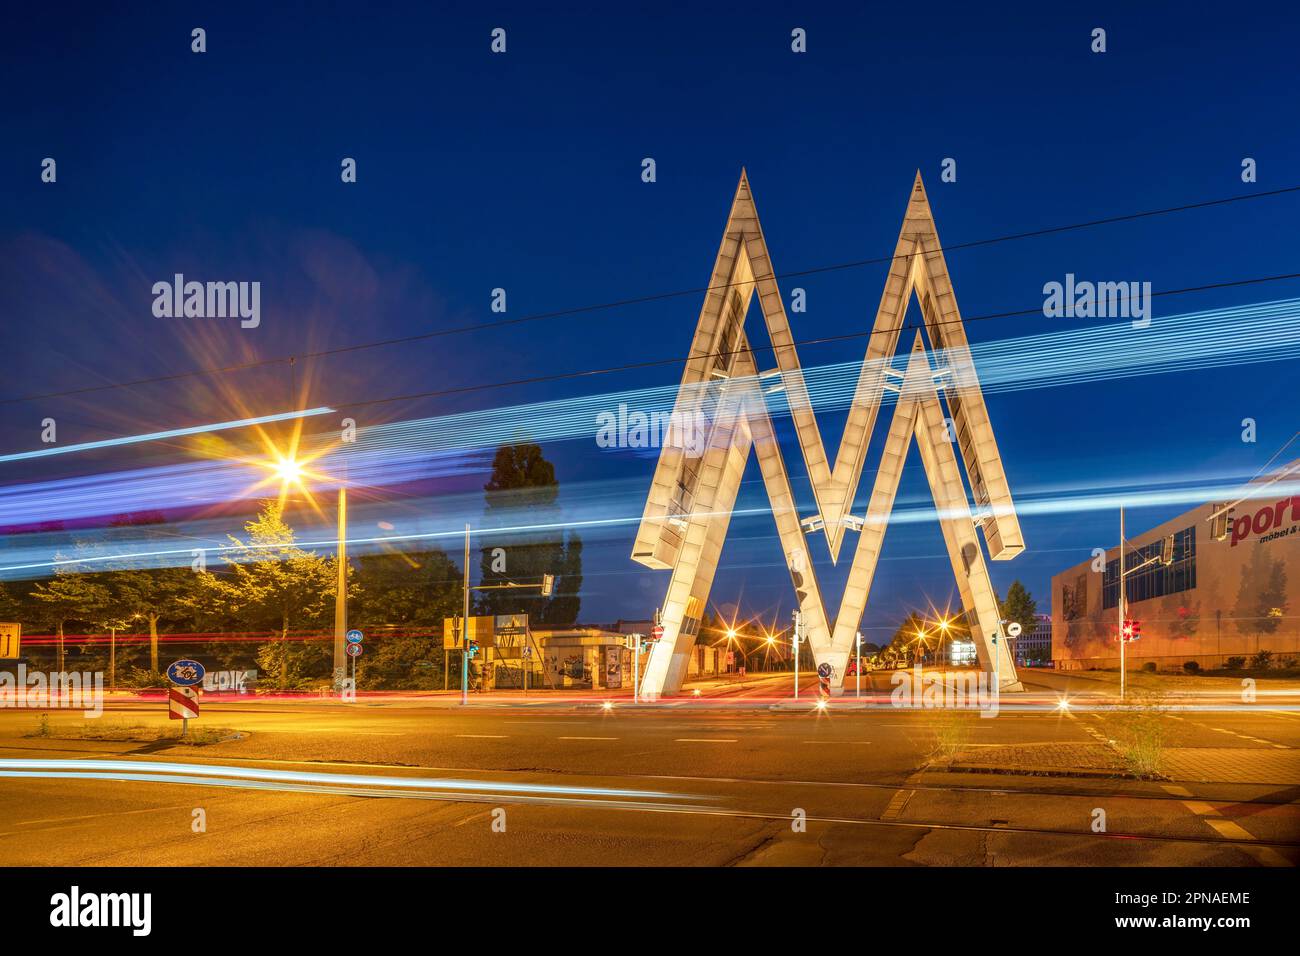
[631,171,1025,698]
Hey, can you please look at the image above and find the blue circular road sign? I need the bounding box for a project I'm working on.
[167,659,206,686]
[346,629,364,644]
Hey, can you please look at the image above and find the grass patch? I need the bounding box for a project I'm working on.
[23,717,243,745]
[1101,690,1169,778]
[927,708,975,762]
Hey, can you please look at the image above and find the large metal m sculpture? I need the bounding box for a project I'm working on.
[631,171,1025,698]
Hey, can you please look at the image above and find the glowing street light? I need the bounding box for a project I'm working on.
[273,456,304,485]
[261,451,350,693]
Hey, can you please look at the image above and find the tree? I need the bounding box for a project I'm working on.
[30,560,109,672]
[1257,559,1288,636]
[998,580,1038,636]
[1234,547,1288,638]
[113,566,197,673]
[214,502,337,689]
[884,612,930,664]
[0,581,21,622]
[347,549,464,689]
[351,550,462,628]
[477,443,583,627]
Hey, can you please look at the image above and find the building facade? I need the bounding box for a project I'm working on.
[1051,463,1300,670]
[1014,614,1052,666]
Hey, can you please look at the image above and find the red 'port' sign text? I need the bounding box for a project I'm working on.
[1230,496,1300,547]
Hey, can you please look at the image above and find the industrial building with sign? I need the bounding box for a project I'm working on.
[1051,462,1300,669]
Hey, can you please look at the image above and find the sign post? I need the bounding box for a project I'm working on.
[855,631,862,698]
[632,635,640,703]
[168,686,200,733]
[791,610,802,700]
[1000,622,1022,691]
[0,622,21,660]
[166,659,205,736]
[817,662,832,699]
[346,630,363,699]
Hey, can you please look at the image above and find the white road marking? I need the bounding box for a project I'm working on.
[675,738,738,743]
[1178,800,1290,867]
[800,740,871,745]
[881,789,913,820]
[558,736,619,741]
[455,734,507,739]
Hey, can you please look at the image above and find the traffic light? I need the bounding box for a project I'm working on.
[540,573,555,597]
[468,641,479,658]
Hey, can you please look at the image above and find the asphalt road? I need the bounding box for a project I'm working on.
[1,683,1297,866]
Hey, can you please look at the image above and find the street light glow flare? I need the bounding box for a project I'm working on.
[274,457,304,485]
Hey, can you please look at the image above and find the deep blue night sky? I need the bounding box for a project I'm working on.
[2,2,1298,638]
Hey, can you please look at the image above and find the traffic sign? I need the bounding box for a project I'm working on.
[346,629,364,644]
[166,659,205,686]
[1007,622,1023,638]
[817,662,833,699]
[650,624,664,641]
[168,686,200,720]
[346,642,363,658]
[0,622,20,659]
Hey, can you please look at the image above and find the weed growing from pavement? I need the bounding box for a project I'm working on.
[1104,690,1169,778]
[928,708,974,762]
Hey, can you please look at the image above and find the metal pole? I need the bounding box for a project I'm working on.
[792,610,801,700]
[855,631,861,698]
[995,629,1001,690]
[109,627,116,692]
[333,484,348,693]
[461,523,470,706]
[633,636,641,703]
[1119,507,1126,701]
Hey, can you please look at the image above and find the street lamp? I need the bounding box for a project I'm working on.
[272,456,304,485]
[1116,507,1175,700]
[266,454,350,693]
[458,522,556,705]
[854,631,862,698]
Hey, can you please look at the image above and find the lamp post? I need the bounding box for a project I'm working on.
[791,609,802,699]
[462,523,471,705]
[266,454,350,695]
[332,480,348,692]
[855,631,862,698]
[1114,508,1175,701]
[458,523,556,704]
[1119,508,1127,700]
